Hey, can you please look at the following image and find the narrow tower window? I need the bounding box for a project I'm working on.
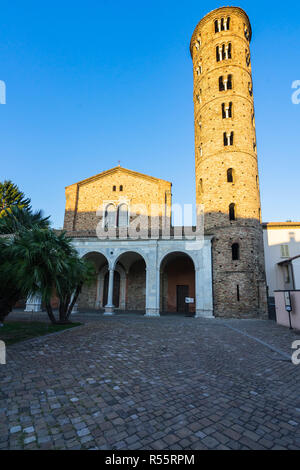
[237,285,240,301]
[248,82,253,96]
[229,203,236,221]
[112,185,116,191]
[246,50,251,66]
[219,75,233,91]
[224,132,234,146]
[227,75,233,90]
[215,17,230,33]
[219,76,225,91]
[222,102,232,119]
[196,63,202,75]
[232,243,240,260]
[227,168,234,183]
[244,25,250,41]
[119,185,123,191]
[227,43,232,59]
[195,36,201,50]
[217,43,231,61]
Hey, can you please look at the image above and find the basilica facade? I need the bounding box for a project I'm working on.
[62,6,268,319]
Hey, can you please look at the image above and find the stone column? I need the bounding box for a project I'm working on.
[104,268,115,315]
[145,267,160,317]
[195,242,214,318]
[95,273,101,309]
[24,294,42,312]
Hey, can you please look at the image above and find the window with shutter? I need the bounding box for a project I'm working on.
[280,245,290,258]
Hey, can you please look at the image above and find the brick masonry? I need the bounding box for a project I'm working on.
[63,166,172,233]
[190,6,268,317]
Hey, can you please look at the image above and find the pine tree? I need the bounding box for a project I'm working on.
[0,180,31,217]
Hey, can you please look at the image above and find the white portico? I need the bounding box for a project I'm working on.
[72,236,214,318]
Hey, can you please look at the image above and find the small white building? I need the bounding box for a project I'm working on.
[263,222,300,297]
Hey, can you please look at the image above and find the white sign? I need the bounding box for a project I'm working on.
[284,291,292,312]
[185,297,194,304]
[0,341,6,365]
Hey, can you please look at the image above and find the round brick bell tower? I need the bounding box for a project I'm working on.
[190,7,267,317]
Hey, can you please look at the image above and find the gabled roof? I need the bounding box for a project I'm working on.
[66,166,172,188]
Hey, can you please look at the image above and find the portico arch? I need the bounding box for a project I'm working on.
[114,251,147,312]
[159,251,196,315]
[78,251,109,310]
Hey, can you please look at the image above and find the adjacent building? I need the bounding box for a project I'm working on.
[263,223,300,297]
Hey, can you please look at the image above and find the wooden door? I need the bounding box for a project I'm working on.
[176,285,189,313]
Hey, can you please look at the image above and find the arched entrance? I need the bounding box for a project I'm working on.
[78,251,109,310]
[160,252,195,315]
[114,251,147,312]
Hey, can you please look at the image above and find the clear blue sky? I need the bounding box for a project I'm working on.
[0,0,299,227]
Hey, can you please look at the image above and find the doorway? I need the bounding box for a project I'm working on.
[176,285,189,313]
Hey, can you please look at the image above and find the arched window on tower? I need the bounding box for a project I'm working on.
[244,24,250,41]
[248,82,253,96]
[227,75,233,90]
[219,75,233,92]
[219,76,225,91]
[224,131,234,146]
[229,203,236,221]
[117,203,129,227]
[227,168,234,183]
[215,17,230,33]
[246,50,251,67]
[232,243,240,260]
[222,102,233,119]
[227,43,232,59]
[104,204,116,228]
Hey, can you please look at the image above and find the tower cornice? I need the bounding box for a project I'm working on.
[190,6,252,57]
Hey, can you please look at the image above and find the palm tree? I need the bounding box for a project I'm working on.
[0,206,50,323]
[0,206,50,234]
[10,227,95,324]
[0,237,24,323]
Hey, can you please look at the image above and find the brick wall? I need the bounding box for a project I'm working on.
[63,167,172,233]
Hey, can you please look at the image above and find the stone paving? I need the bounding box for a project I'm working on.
[0,313,300,450]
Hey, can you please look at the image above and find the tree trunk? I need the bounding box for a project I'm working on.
[0,296,18,323]
[66,285,82,320]
[45,302,57,324]
[58,295,71,323]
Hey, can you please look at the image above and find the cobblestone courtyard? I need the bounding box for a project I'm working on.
[1,314,300,450]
